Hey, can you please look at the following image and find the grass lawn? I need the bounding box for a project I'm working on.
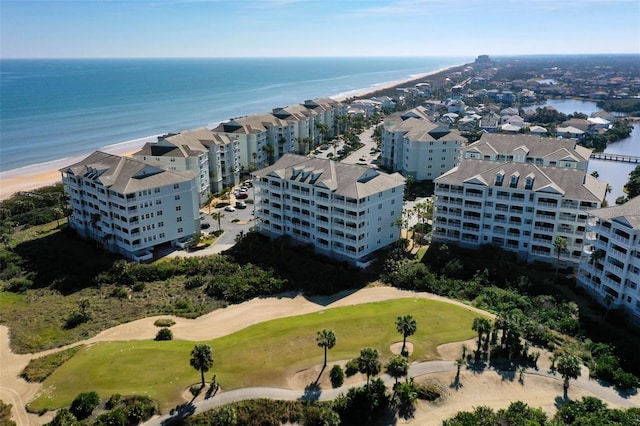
[30,298,481,412]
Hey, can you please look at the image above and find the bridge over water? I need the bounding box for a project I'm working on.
[590,153,640,164]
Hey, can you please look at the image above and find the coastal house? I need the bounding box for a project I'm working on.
[577,196,640,326]
[556,126,585,140]
[381,106,467,181]
[252,154,405,267]
[432,133,607,266]
[60,151,199,261]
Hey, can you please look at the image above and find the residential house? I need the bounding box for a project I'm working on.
[252,154,405,267]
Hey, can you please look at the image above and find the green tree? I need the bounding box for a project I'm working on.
[553,236,568,278]
[557,354,582,396]
[386,354,409,388]
[211,211,224,231]
[316,329,336,369]
[48,408,79,426]
[70,391,100,420]
[395,314,417,356]
[357,347,381,388]
[190,344,214,388]
[471,317,492,352]
[155,327,173,341]
[623,165,640,199]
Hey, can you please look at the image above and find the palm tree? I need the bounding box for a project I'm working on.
[454,357,465,381]
[211,212,224,231]
[471,317,492,352]
[51,207,64,227]
[190,344,214,388]
[386,354,409,388]
[553,236,568,279]
[316,329,336,369]
[357,347,381,388]
[395,315,417,356]
[557,354,581,397]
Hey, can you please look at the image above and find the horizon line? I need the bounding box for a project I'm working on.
[2,53,639,60]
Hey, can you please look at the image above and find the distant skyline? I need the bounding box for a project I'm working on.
[1,0,639,59]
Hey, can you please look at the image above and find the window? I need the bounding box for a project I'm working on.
[176,206,181,211]
[156,199,162,205]
[155,188,160,193]
[177,227,183,233]
[177,217,182,223]
[157,210,163,216]
[158,221,164,227]
[173,183,179,189]
[175,195,181,200]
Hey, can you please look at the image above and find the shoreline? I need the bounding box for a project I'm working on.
[0,64,462,200]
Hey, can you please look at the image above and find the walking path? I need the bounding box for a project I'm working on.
[2,287,639,425]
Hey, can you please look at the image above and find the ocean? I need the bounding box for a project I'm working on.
[0,57,470,173]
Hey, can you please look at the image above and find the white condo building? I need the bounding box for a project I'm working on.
[211,113,296,171]
[252,154,405,267]
[577,196,640,325]
[60,151,199,261]
[381,106,467,180]
[432,134,608,265]
[133,128,240,196]
[211,98,345,172]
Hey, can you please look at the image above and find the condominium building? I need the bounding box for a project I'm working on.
[60,151,199,261]
[301,98,347,141]
[577,196,640,325]
[432,134,607,265]
[381,106,467,180]
[252,154,405,267]
[133,129,240,196]
[211,113,295,170]
[272,104,319,154]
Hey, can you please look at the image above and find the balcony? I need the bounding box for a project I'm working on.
[585,231,597,241]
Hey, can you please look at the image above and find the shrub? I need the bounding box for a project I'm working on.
[48,407,78,425]
[329,365,345,388]
[121,396,159,424]
[4,277,33,293]
[110,286,129,299]
[20,346,81,382]
[614,369,639,390]
[64,311,89,329]
[105,393,121,409]
[208,406,238,426]
[132,282,146,292]
[153,318,176,327]
[345,359,359,377]
[185,276,206,290]
[155,327,173,341]
[94,408,127,426]
[70,391,100,420]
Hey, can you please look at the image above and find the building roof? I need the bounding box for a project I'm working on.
[435,158,607,202]
[60,151,194,194]
[253,154,405,199]
[211,113,291,135]
[588,196,640,230]
[134,128,234,158]
[464,133,592,163]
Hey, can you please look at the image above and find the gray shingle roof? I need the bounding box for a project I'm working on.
[60,151,194,194]
[588,196,640,230]
[253,154,405,198]
[465,134,592,163]
[435,158,606,202]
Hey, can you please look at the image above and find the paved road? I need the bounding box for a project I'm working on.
[144,360,639,425]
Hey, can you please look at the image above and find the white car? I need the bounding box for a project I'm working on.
[224,205,235,212]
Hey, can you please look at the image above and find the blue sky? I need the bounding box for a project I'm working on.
[1,0,639,58]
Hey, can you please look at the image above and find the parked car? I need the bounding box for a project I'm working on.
[200,222,211,229]
[236,192,248,199]
[235,201,247,209]
[224,205,235,212]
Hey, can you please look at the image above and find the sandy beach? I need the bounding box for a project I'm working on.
[0,65,458,201]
